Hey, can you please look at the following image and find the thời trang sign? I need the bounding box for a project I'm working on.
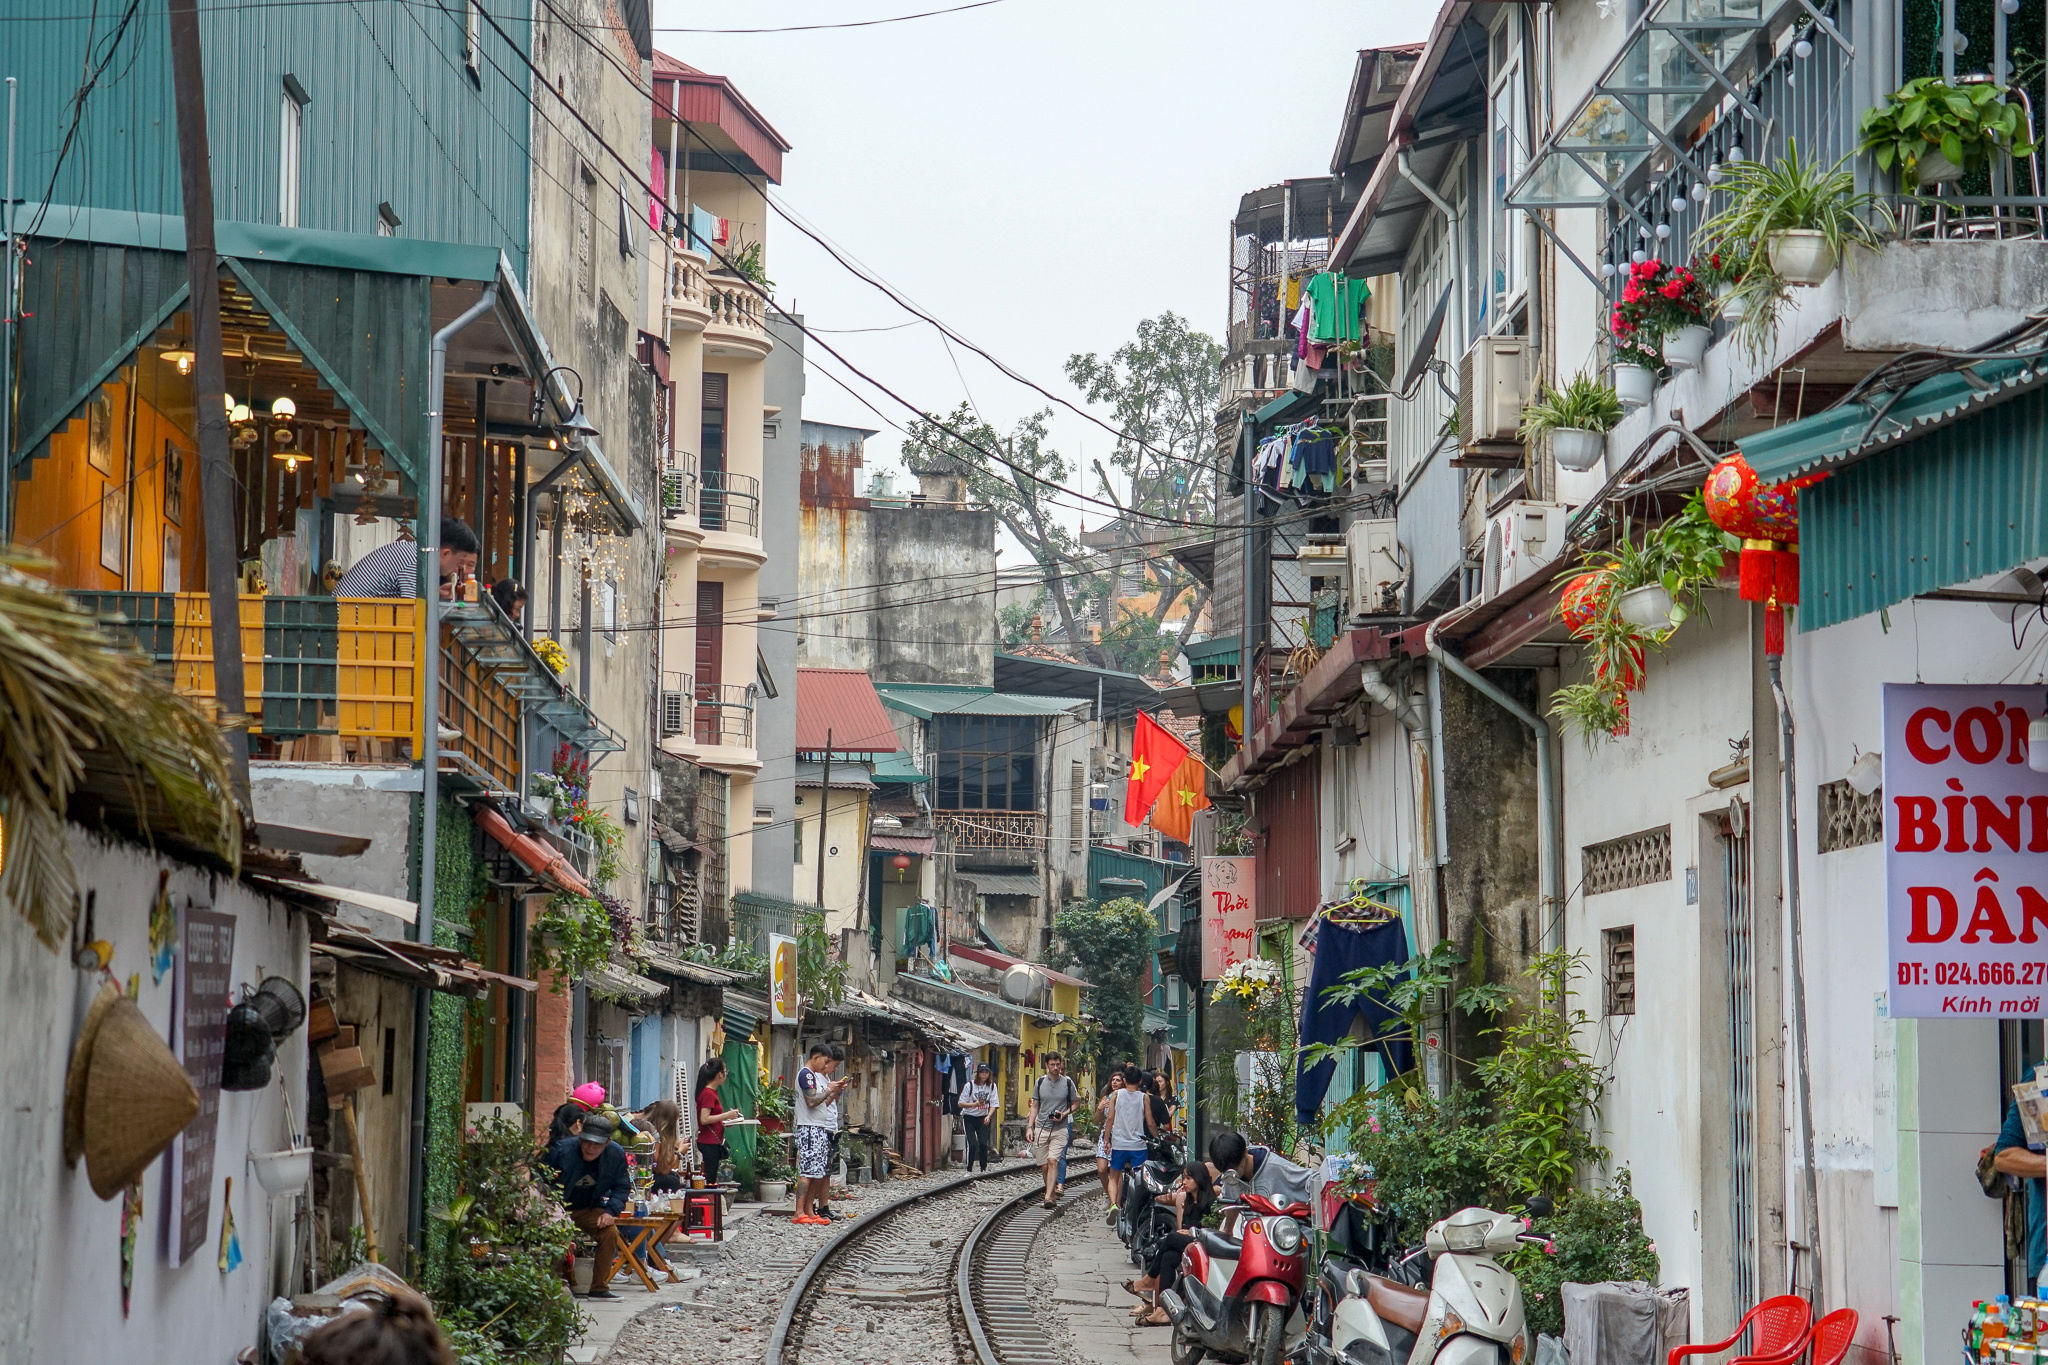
[1886,683,2048,1017]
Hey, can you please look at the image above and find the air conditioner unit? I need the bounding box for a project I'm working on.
[1344,518,1403,616]
[1457,335,1532,453]
[1479,501,1569,599]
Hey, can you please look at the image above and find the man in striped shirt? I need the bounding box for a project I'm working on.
[333,518,479,600]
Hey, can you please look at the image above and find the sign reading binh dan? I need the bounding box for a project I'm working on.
[1886,683,2048,1017]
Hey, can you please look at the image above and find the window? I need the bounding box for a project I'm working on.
[464,0,483,77]
[279,77,309,228]
[623,786,639,824]
[1582,825,1673,894]
[1487,16,1528,323]
[933,715,1038,811]
[1069,760,1085,853]
[1603,926,1637,1016]
[794,817,805,862]
[1818,778,1884,852]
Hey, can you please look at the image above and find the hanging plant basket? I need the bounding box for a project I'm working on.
[1551,429,1607,473]
[1714,284,1747,324]
[1613,363,1656,410]
[1916,149,1965,185]
[1662,324,1713,372]
[1616,583,1678,629]
[1766,230,1837,286]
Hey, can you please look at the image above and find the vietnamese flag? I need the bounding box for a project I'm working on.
[1148,752,1210,843]
[1124,710,1191,826]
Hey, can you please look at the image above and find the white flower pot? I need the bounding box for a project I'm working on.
[250,1146,314,1197]
[1613,363,1656,411]
[1550,428,1607,473]
[1916,149,1965,185]
[758,1179,789,1204]
[1617,583,1678,629]
[1662,324,1713,372]
[1715,285,1747,324]
[1766,230,1837,286]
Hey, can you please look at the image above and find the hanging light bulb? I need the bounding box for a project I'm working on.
[161,349,195,376]
[2003,0,2020,14]
[1692,181,1710,202]
[230,402,252,423]
[1727,145,1746,163]
[1794,36,1813,57]
[1656,222,1672,239]
[1631,248,1649,264]
[270,396,296,419]
[1602,262,1619,277]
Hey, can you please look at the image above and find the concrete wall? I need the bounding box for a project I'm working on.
[0,830,310,1365]
[250,766,418,917]
[794,783,869,939]
[753,315,805,900]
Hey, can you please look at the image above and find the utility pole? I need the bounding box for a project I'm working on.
[166,0,250,797]
[816,728,832,909]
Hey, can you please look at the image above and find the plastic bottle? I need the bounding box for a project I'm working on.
[1986,1298,2012,1364]
[1970,1301,1990,1364]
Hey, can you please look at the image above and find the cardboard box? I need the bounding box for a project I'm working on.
[320,1046,376,1096]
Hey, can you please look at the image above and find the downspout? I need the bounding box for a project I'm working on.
[1398,147,1465,352]
[1769,653,1825,1309]
[407,281,498,1263]
[1425,622,1560,952]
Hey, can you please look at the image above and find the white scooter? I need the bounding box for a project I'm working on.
[1307,1204,1547,1365]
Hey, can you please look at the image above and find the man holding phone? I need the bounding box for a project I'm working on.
[793,1043,851,1226]
[1028,1053,1079,1209]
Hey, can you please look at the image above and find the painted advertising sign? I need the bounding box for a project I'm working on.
[769,933,799,1025]
[1200,856,1257,980]
[1885,683,2048,1018]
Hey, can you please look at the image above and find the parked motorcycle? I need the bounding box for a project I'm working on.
[1118,1131,1188,1266]
[1160,1190,1312,1365]
[1299,1202,1550,1365]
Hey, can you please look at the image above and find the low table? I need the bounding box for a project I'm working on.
[610,1213,684,1292]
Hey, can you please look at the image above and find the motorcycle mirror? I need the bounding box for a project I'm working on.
[1523,1195,1555,1219]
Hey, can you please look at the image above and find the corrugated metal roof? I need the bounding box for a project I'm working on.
[870,752,932,784]
[793,761,876,790]
[1801,379,2048,630]
[947,943,1091,988]
[652,52,792,184]
[797,667,901,753]
[1743,357,2045,482]
[992,652,1161,711]
[873,684,1085,721]
[958,872,1042,897]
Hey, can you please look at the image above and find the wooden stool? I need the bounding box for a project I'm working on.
[680,1189,723,1241]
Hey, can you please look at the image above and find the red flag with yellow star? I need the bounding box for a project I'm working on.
[1124,711,1191,826]
[1148,752,1210,843]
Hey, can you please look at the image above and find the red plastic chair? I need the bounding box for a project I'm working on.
[1807,1310,1861,1365]
[1669,1295,1814,1365]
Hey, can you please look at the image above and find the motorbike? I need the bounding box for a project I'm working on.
[1118,1131,1188,1266]
[1298,1202,1550,1365]
[1160,1191,1312,1365]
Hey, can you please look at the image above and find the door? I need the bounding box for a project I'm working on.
[630,1015,659,1110]
[695,580,724,744]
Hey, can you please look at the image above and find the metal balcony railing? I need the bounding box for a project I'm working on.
[699,469,761,536]
[694,681,756,748]
[660,671,695,738]
[935,810,1048,852]
[663,451,697,518]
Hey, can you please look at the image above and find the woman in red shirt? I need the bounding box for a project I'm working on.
[696,1059,743,1185]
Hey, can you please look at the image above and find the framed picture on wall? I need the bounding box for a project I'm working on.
[162,528,182,592]
[100,483,126,574]
[163,441,186,524]
[86,392,115,475]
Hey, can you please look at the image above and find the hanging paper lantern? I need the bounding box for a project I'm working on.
[1560,571,1613,634]
[1703,452,1826,655]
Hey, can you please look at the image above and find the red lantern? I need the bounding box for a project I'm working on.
[891,852,912,882]
[1560,571,1613,635]
[1703,452,1826,656]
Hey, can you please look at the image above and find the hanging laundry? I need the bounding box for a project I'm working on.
[1294,914,1412,1129]
[1306,271,1371,344]
[650,148,667,231]
[688,205,729,254]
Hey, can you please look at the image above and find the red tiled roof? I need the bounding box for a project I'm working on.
[652,52,792,184]
[796,667,901,754]
[474,807,591,898]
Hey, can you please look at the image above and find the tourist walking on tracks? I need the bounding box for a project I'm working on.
[1027,1052,1079,1209]
[960,1062,999,1172]
[1104,1064,1156,1216]
[793,1043,850,1226]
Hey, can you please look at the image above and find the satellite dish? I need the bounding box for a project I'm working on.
[1001,963,1044,1004]
[1397,283,1455,400]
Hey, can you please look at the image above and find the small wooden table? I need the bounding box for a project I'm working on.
[611,1213,684,1292]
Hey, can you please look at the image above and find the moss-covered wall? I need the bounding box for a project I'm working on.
[422,798,483,1288]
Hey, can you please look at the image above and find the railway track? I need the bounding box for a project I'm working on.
[766,1161,1098,1365]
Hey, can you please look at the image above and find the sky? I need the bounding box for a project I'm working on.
[646,0,1434,552]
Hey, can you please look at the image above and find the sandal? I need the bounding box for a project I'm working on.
[1121,1279,1145,1300]
[1138,1307,1172,1327]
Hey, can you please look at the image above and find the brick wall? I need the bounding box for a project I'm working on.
[533,968,573,1141]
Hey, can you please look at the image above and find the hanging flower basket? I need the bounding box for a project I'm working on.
[1613,363,1656,410]
[1766,230,1837,286]
[1550,429,1607,473]
[1662,325,1713,372]
[1617,583,1678,629]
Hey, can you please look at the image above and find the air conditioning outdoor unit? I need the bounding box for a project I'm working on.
[1344,518,1403,617]
[1479,501,1568,599]
[1457,335,1532,458]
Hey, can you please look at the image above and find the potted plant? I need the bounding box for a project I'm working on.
[1610,337,1661,411]
[1520,373,1625,473]
[1860,77,2037,187]
[1698,139,1882,287]
[1693,248,1752,324]
[1610,258,1712,373]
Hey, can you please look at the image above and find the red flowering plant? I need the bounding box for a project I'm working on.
[1610,258,1710,342]
[1690,248,1750,291]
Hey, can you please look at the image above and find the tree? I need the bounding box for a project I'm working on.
[1051,897,1159,1065]
[1065,312,1225,636]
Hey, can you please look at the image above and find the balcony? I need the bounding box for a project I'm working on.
[693,681,756,749]
[704,276,772,359]
[699,469,761,536]
[665,246,713,334]
[936,810,1048,854]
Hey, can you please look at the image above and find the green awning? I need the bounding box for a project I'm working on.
[870,751,933,783]
[1180,635,1242,666]
[872,684,1083,721]
[1743,356,2045,482]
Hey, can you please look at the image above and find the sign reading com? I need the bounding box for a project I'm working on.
[1887,684,2048,1017]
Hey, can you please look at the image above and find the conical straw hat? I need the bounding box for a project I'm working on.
[63,982,122,1167]
[84,995,198,1200]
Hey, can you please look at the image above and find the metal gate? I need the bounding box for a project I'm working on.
[1725,818,1759,1316]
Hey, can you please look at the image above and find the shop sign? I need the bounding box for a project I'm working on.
[1885,683,2048,1017]
[1200,856,1256,980]
[768,933,798,1025]
[169,904,235,1266]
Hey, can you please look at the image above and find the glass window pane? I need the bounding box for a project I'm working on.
[1012,755,1037,811]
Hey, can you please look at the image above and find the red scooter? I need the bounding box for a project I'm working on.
[1160,1191,1311,1365]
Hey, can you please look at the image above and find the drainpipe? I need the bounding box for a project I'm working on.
[1769,653,1825,1309]
[1425,621,1560,952]
[1398,146,1465,353]
[407,281,498,1263]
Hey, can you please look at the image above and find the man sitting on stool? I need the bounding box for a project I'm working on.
[548,1111,632,1299]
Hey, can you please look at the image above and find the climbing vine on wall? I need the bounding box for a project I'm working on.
[422,797,484,1286]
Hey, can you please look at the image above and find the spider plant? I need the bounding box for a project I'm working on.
[1697,139,1885,270]
[0,551,243,947]
[1519,373,1626,438]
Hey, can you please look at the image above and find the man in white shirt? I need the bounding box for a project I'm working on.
[792,1043,850,1225]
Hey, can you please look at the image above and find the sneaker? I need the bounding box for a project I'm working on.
[1105,1208,1118,1226]
[584,1289,620,1300]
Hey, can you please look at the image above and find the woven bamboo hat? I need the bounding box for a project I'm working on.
[83,994,199,1199]
[62,982,123,1167]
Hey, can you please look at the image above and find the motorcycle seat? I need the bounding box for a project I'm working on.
[1366,1275,1430,1334]
[1193,1228,1242,1260]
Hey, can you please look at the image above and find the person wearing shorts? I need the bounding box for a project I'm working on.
[792,1043,849,1225]
[1104,1065,1156,1213]
[1028,1053,1078,1209]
